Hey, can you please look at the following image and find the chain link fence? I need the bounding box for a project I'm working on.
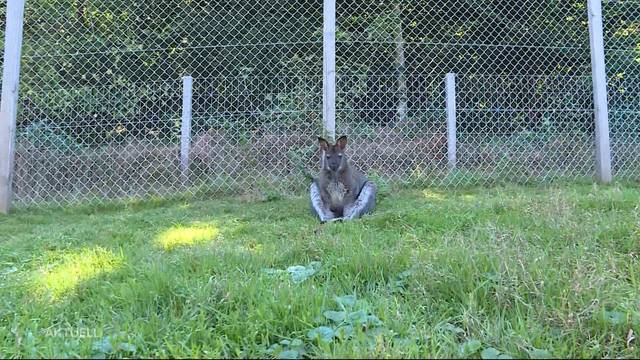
[604,0,640,180]
[1,0,639,206]
[12,0,323,204]
[336,1,600,186]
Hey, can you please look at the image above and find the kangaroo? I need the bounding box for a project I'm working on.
[309,135,377,222]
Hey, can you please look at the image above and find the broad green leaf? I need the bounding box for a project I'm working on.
[335,324,354,339]
[499,354,514,359]
[289,339,303,348]
[367,314,383,327]
[266,343,280,354]
[287,263,319,283]
[527,348,552,359]
[603,310,625,325]
[286,265,306,273]
[481,347,502,359]
[442,323,465,334]
[307,326,334,343]
[276,349,299,359]
[334,295,357,308]
[347,310,368,325]
[91,338,113,354]
[117,342,136,353]
[459,339,482,355]
[323,310,346,323]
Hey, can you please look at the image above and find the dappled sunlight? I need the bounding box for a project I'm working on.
[156,223,220,250]
[462,194,477,201]
[34,247,123,300]
[422,189,446,201]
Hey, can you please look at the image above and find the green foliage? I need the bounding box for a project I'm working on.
[323,310,346,323]
[334,294,357,308]
[267,338,306,359]
[307,326,335,344]
[262,261,321,283]
[287,262,321,283]
[20,121,80,151]
[459,339,482,356]
[527,348,553,359]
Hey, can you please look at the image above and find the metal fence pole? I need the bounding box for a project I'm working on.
[587,0,612,183]
[180,76,193,179]
[323,0,336,142]
[446,73,457,169]
[0,0,26,214]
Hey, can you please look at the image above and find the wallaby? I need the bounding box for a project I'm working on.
[309,135,376,222]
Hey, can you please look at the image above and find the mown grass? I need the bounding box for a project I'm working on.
[0,183,639,358]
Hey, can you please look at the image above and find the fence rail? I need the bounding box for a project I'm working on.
[1,0,639,209]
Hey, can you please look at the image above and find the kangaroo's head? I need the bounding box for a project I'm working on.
[318,136,348,172]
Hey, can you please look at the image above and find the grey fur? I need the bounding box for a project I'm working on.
[310,136,376,222]
[310,180,336,222]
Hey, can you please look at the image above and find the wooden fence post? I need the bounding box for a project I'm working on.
[446,73,457,169]
[180,76,193,179]
[587,0,612,183]
[0,0,26,214]
[323,0,336,141]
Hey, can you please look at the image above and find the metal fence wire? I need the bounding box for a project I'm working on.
[2,0,639,206]
[604,0,640,180]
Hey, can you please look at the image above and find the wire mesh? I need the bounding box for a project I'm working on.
[604,0,640,181]
[1,0,639,206]
[335,0,599,187]
[12,0,323,205]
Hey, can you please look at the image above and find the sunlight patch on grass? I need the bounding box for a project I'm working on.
[34,247,123,300]
[156,223,220,250]
[422,189,446,201]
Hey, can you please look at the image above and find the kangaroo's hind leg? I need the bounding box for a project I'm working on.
[310,180,337,223]
[343,181,377,220]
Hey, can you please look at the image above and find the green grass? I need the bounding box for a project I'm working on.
[1,183,639,358]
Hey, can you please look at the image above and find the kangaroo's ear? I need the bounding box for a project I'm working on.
[318,137,329,151]
[336,135,347,151]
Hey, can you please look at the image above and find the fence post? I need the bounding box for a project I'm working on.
[446,73,457,169]
[322,0,336,142]
[587,0,612,183]
[180,76,193,179]
[0,0,26,214]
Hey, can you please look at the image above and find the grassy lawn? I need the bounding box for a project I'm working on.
[1,183,639,358]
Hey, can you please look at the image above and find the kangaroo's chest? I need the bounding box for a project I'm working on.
[327,179,347,204]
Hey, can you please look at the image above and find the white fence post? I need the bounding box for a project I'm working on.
[587,0,612,183]
[180,76,193,178]
[446,73,457,169]
[323,0,336,142]
[0,0,26,214]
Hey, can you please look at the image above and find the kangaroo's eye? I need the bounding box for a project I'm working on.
[326,155,330,159]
